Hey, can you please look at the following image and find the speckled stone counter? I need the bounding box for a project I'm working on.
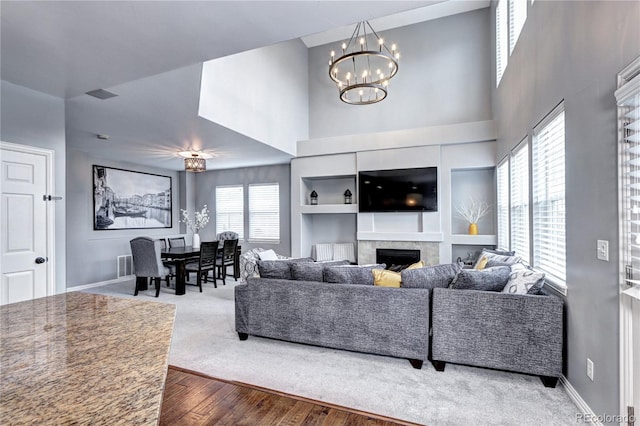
[0,292,176,425]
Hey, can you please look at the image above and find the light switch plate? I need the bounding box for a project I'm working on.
[597,240,609,262]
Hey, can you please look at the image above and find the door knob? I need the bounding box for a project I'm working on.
[35,257,46,264]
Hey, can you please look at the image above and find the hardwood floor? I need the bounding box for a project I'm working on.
[160,366,422,426]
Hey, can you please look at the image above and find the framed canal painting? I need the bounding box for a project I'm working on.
[93,165,172,230]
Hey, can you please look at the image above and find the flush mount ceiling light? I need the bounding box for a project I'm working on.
[328,21,399,105]
[179,151,213,173]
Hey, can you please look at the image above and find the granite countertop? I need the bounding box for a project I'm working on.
[0,292,176,425]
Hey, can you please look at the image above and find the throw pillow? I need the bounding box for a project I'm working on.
[332,243,356,263]
[450,266,512,292]
[290,260,349,282]
[314,243,333,262]
[502,264,546,294]
[400,263,461,289]
[474,256,489,270]
[323,264,386,285]
[472,249,521,269]
[258,249,278,261]
[372,269,401,288]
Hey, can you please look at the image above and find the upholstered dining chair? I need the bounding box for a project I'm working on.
[157,238,177,286]
[216,231,239,241]
[216,238,239,286]
[130,237,170,297]
[184,241,219,291]
[168,237,186,248]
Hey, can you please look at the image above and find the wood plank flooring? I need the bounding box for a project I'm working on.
[160,366,422,426]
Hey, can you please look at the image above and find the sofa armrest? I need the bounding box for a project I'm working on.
[432,288,563,377]
[235,284,250,334]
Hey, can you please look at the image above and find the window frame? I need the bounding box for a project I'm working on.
[509,138,530,265]
[496,156,511,251]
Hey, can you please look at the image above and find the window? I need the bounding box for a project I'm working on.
[497,158,510,250]
[532,106,566,284]
[496,0,508,86]
[215,185,244,239]
[508,0,527,55]
[249,183,280,241]
[510,140,530,264]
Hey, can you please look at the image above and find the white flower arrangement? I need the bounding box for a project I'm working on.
[180,205,210,233]
[456,197,491,224]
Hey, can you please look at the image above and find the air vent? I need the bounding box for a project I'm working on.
[117,255,133,278]
[86,89,118,100]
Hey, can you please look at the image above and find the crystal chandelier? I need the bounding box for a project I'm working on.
[328,21,399,105]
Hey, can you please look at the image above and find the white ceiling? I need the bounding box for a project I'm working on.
[1,1,488,171]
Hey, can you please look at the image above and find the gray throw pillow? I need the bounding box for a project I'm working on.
[323,264,386,285]
[400,263,461,289]
[473,249,521,269]
[502,264,545,294]
[451,266,512,292]
[257,257,314,279]
[290,260,349,281]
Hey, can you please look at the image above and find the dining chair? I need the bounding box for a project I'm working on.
[130,237,170,297]
[216,238,239,286]
[157,238,177,286]
[184,241,219,291]
[216,231,239,241]
[168,237,186,248]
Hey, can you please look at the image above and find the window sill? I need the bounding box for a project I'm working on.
[542,276,567,296]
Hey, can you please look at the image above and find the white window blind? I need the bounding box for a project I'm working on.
[510,141,530,263]
[249,183,280,241]
[497,158,510,250]
[617,63,640,287]
[216,185,244,240]
[496,0,508,87]
[533,107,566,284]
[509,0,527,55]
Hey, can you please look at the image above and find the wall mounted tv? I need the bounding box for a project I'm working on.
[358,167,438,213]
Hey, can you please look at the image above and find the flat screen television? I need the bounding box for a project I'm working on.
[358,167,438,212]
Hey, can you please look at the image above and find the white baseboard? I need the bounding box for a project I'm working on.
[66,275,134,292]
[561,376,602,425]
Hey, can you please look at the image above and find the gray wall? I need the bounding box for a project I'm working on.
[193,164,291,256]
[491,0,640,420]
[308,8,491,139]
[65,148,182,287]
[1,80,67,294]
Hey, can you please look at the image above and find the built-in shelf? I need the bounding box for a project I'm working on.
[300,204,358,214]
[357,231,445,242]
[450,234,497,245]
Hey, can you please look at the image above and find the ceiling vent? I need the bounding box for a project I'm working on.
[85,89,118,100]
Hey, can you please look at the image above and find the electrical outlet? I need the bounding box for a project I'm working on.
[587,358,594,381]
[597,240,609,261]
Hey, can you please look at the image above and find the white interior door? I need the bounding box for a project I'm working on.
[0,143,51,305]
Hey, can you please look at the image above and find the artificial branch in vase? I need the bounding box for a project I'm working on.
[456,198,490,235]
[180,205,210,248]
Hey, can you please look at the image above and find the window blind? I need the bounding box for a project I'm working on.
[215,185,244,239]
[496,0,508,86]
[509,0,527,55]
[497,158,510,250]
[249,183,280,241]
[617,68,640,286]
[510,141,530,263]
[533,108,566,283]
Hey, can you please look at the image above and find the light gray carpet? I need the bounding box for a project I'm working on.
[85,279,578,425]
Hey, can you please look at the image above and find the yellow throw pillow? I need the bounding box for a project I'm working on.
[372,269,401,288]
[407,260,425,270]
[474,256,489,270]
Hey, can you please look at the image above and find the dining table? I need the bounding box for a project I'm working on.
[160,244,241,295]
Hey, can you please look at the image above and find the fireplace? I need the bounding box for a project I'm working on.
[376,248,421,271]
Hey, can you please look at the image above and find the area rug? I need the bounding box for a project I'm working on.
[85,280,578,425]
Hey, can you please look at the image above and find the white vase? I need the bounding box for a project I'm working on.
[192,233,200,249]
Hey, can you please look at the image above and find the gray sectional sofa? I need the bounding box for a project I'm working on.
[234,258,564,387]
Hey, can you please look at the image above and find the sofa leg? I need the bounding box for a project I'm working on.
[408,359,423,369]
[431,360,446,372]
[238,332,248,341]
[540,376,559,388]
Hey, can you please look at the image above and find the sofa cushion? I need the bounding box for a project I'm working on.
[502,264,546,294]
[290,260,349,282]
[323,264,386,285]
[450,266,511,292]
[400,263,461,289]
[257,258,314,279]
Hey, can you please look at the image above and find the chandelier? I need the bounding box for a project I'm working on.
[328,21,399,105]
[180,152,208,172]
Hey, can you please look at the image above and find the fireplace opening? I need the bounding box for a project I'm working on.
[376,249,420,271]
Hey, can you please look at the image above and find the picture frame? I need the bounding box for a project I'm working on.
[93,165,172,230]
